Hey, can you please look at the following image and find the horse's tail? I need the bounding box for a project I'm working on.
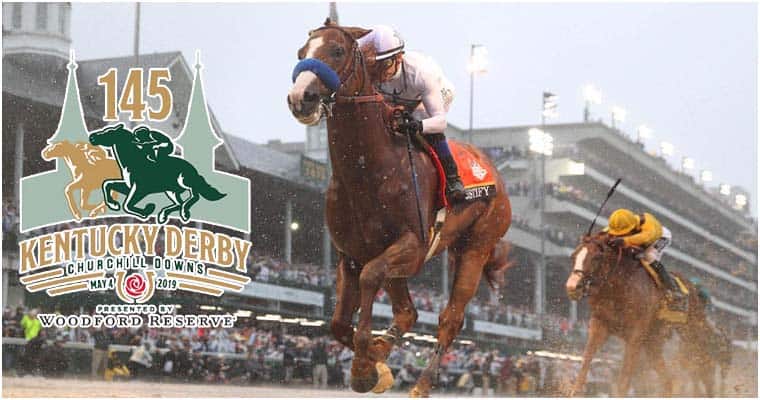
[187,172,226,201]
[483,239,515,290]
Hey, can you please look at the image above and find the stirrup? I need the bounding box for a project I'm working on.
[446,178,466,202]
[666,291,688,312]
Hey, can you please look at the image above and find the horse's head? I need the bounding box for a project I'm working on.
[565,233,619,300]
[41,140,74,161]
[89,123,128,147]
[287,18,371,125]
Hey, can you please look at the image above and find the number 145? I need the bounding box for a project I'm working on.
[97,68,173,122]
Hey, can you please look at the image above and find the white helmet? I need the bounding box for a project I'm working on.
[359,25,405,61]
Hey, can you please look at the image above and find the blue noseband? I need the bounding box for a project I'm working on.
[291,58,341,92]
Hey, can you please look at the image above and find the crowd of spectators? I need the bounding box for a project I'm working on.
[3,304,616,396]
[246,253,334,290]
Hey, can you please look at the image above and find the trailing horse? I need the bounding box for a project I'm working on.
[287,20,512,397]
[88,124,225,223]
[41,140,121,221]
[565,233,726,396]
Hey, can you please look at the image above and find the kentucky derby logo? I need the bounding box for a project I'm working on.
[16,50,253,314]
[470,160,488,181]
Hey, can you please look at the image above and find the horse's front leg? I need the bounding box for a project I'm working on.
[123,185,155,220]
[330,253,360,349]
[371,278,418,361]
[102,180,129,211]
[644,332,673,397]
[570,316,609,396]
[351,231,424,394]
[617,326,648,396]
[64,181,82,221]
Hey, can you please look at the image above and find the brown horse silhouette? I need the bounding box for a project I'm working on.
[41,140,121,221]
[288,21,512,397]
[565,233,719,396]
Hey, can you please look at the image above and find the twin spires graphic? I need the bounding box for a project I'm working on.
[20,50,250,233]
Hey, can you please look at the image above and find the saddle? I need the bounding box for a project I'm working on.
[413,133,498,208]
[640,260,690,323]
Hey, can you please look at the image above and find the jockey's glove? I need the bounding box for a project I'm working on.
[399,118,423,136]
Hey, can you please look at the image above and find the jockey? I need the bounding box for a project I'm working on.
[606,208,687,311]
[358,25,465,202]
[133,126,174,163]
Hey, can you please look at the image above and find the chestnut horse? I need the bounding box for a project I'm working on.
[288,21,511,396]
[565,233,721,396]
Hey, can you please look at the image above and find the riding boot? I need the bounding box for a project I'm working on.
[651,261,687,312]
[425,133,466,203]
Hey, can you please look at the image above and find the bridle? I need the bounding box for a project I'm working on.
[572,237,624,298]
[308,25,384,111]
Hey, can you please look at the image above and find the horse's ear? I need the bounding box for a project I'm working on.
[324,17,334,26]
[343,26,372,40]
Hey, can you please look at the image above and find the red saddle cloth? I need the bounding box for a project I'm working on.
[423,140,498,209]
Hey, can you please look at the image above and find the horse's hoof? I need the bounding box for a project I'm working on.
[72,213,82,222]
[369,337,393,362]
[371,362,394,394]
[409,384,429,398]
[144,204,156,216]
[180,210,190,223]
[350,366,379,393]
[106,202,120,211]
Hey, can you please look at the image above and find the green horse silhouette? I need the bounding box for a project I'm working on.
[89,124,226,223]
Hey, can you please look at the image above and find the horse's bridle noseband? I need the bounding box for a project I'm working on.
[307,25,384,109]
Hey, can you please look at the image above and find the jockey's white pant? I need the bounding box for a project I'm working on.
[643,226,671,263]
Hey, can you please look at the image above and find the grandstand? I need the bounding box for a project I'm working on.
[1,2,756,395]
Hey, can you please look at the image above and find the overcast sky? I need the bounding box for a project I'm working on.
[71,2,757,215]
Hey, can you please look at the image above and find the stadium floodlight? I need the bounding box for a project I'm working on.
[583,84,602,105]
[611,106,626,128]
[700,170,713,182]
[568,161,585,176]
[467,44,488,143]
[735,194,747,208]
[682,157,695,171]
[582,84,602,122]
[719,184,731,196]
[467,44,488,74]
[529,128,553,156]
[542,91,559,120]
[637,125,653,142]
[660,141,674,157]
[289,221,300,231]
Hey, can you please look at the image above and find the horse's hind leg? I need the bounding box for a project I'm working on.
[157,191,182,224]
[179,190,200,222]
[410,241,492,397]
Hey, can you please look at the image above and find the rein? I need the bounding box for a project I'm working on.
[573,240,625,298]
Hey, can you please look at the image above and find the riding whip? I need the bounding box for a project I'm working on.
[586,178,622,236]
[405,129,427,244]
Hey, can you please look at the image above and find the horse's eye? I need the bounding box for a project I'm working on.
[333,47,345,58]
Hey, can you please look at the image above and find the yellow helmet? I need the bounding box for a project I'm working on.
[607,209,640,235]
